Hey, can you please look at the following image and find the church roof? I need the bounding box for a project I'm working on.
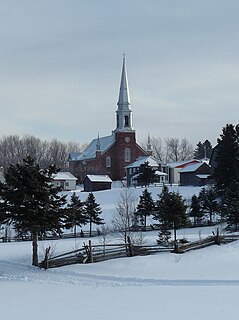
[117,56,131,110]
[69,134,115,161]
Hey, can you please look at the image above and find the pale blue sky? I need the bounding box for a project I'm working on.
[0,0,238,146]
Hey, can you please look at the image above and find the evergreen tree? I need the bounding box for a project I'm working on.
[0,156,66,266]
[65,192,87,237]
[190,194,204,226]
[198,187,218,224]
[154,186,188,247]
[136,188,155,230]
[84,192,104,237]
[194,140,212,159]
[135,161,158,187]
[213,124,239,230]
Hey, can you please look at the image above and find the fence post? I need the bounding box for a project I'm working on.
[43,246,51,270]
[89,240,94,263]
[127,236,134,256]
[215,227,221,245]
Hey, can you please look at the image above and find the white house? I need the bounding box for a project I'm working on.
[125,156,167,186]
[52,172,77,191]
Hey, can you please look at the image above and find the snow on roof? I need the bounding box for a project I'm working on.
[179,162,203,173]
[168,159,200,169]
[155,170,167,176]
[53,172,77,181]
[125,156,159,169]
[86,175,112,183]
[196,174,211,179]
[69,134,115,161]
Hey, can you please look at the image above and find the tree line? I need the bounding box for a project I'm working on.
[0,134,86,171]
[141,136,212,162]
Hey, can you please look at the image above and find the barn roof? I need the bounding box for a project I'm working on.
[85,175,112,183]
[53,172,77,181]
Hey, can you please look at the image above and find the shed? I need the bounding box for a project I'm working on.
[83,175,112,192]
[52,172,77,191]
[179,162,214,186]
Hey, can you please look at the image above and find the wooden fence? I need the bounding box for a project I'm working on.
[39,237,173,269]
[39,232,239,269]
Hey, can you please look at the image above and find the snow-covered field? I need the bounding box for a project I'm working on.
[1,186,239,320]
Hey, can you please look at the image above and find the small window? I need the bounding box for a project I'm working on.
[106,156,111,168]
[124,115,129,127]
[65,182,69,187]
[125,148,131,162]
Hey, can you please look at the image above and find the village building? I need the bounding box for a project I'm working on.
[69,57,149,183]
[179,162,214,186]
[83,175,112,192]
[52,172,77,191]
[125,156,167,187]
[167,159,201,185]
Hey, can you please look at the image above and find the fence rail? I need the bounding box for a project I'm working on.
[39,232,239,269]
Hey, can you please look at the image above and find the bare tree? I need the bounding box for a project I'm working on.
[112,188,137,243]
[140,136,194,163]
[165,137,194,162]
[0,134,86,172]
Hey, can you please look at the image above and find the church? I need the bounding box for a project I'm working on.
[69,57,149,183]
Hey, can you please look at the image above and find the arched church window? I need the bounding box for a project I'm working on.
[124,115,129,127]
[117,115,119,128]
[106,156,111,168]
[124,148,131,162]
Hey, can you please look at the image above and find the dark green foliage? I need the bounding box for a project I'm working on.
[136,188,155,230]
[213,124,239,230]
[154,186,188,245]
[194,140,212,159]
[84,192,104,237]
[157,222,171,245]
[0,156,66,266]
[65,192,87,236]
[198,187,219,224]
[190,194,204,226]
[135,161,158,187]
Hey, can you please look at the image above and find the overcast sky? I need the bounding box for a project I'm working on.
[0,0,238,147]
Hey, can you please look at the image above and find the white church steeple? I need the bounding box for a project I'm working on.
[115,55,134,132]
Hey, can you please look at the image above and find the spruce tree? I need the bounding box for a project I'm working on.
[136,161,158,187]
[0,156,66,266]
[198,187,218,224]
[84,192,104,237]
[136,188,155,230]
[190,194,204,226]
[213,124,239,230]
[65,192,87,237]
[154,186,188,247]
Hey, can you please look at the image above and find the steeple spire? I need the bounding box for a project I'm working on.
[115,55,134,132]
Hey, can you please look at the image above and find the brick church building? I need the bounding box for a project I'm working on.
[69,57,149,183]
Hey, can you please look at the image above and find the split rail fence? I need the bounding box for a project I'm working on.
[39,233,239,269]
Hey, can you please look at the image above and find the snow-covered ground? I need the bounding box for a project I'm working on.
[1,186,239,320]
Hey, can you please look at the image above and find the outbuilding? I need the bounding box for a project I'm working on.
[83,175,112,192]
[179,162,214,186]
[52,172,77,191]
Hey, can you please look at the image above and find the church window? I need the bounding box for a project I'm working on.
[106,156,111,168]
[125,148,131,162]
[124,115,129,127]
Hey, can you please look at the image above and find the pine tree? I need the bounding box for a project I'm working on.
[190,194,204,226]
[154,186,188,247]
[84,192,104,237]
[135,161,158,187]
[0,156,66,266]
[213,124,239,230]
[198,187,218,224]
[194,140,212,159]
[136,188,155,230]
[65,192,87,237]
